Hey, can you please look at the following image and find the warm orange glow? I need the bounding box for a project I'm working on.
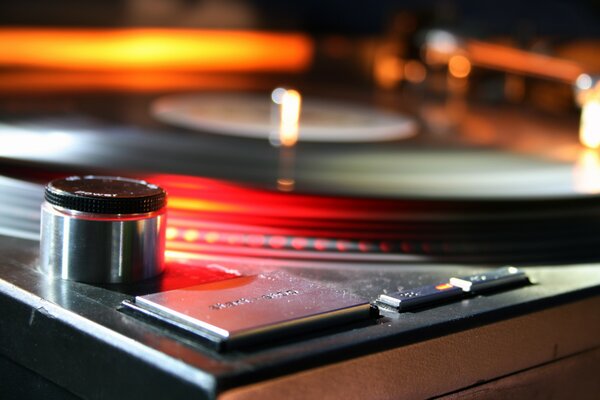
[466,40,583,83]
[435,283,454,290]
[504,75,526,102]
[448,55,471,79]
[0,28,313,72]
[404,60,427,84]
[574,149,600,194]
[374,55,403,88]
[580,98,600,149]
[0,71,265,93]
[277,178,295,192]
[276,89,302,147]
[168,197,240,212]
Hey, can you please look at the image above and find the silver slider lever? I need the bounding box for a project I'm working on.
[450,266,529,294]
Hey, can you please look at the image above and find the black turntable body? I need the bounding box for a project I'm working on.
[1,2,600,399]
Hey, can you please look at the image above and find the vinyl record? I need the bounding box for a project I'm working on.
[1,96,594,201]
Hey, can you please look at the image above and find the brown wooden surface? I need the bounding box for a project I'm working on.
[219,296,600,400]
[437,346,600,399]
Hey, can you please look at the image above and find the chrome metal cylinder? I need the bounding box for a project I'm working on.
[40,176,167,283]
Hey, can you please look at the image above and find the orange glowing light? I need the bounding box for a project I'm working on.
[580,98,600,149]
[0,28,313,72]
[404,60,427,84]
[504,75,526,102]
[276,89,302,147]
[374,55,403,88]
[277,178,295,192]
[168,197,240,212]
[466,40,583,83]
[435,283,454,290]
[448,55,471,79]
[0,71,265,93]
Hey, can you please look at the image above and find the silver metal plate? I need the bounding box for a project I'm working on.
[450,266,529,293]
[129,270,372,349]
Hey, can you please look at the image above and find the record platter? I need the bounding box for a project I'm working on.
[1,4,600,399]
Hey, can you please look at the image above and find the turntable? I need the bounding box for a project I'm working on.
[1,3,600,399]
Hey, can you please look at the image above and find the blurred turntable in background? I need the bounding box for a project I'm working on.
[0,0,599,194]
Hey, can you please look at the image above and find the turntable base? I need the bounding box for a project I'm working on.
[2,235,600,399]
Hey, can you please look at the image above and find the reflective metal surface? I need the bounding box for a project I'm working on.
[40,202,166,283]
[129,270,372,349]
[450,266,530,293]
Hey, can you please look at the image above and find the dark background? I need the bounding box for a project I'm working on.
[0,1,598,38]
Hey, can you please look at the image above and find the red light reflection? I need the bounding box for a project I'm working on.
[291,237,308,250]
[159,258,241,292]
[380,242,392,253]
[269,236,287,249]
[145,173,441,265]
[205,231,220,244]
[358,241,372,253]
[314,239,329,251]
[247,234,265,248]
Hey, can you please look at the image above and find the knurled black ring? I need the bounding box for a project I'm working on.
[45,176,167,214]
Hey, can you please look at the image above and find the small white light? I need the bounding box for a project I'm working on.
[425,30,459,55]
[0,126,74,158]
[576,74,593,91]
[271,87,287,105]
